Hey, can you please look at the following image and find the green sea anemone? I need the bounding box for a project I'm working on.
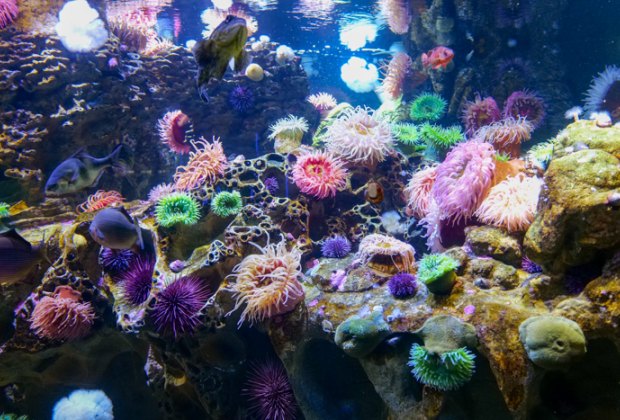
[155,193,200,227]
[409,93,447,122]
[417,253,459,294]
[419,123,464,150]
[526,140,555,169]
[408,344,476,391]
[211,191,243,217]
[392,123,422,146]
[0,202,9,218]
[495,152,512,162]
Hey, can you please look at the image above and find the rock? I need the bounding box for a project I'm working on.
[414,315,478,354]
[465,226,523,267]
[334,310,391,358]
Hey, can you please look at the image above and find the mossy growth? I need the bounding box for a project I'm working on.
[211,191,243,218]
[155,193,201,228]
[409,93,447,122]
[417,253,459,294]
[334,311,391,358]
[408,344,476,391]
[419,123,464,150]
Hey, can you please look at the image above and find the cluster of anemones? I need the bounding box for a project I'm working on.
[76,190,124,214]
[157,110,193,154]
[380,52,412,100]
[291,150,348,199]
[174,137,228,191]
[108,15,153,52]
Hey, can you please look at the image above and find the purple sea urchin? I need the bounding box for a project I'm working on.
[521,256,543,274]
[118,257,155,306]
[99,248,135,278]
[388,273,417,298]
[243,360,297,420]
[321,236,352,258]
[229,85,255,113]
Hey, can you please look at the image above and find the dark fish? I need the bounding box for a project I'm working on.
[89,207,144,250]
[45,145,123,196]
[0,229,45,284]
[192,15,249,101]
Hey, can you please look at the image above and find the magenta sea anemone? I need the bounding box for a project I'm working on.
[151,276,211,338]
[0,0,18,30]
[461,95,502,136]
[118,257,155,306]
[432,140,496,224]
[585,66,620,120]
[388,273,418,299]
[503,90,545,128]
[321,236,352,258]
[243,360,297,420]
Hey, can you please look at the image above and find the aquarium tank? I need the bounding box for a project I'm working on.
[0,0,619,418]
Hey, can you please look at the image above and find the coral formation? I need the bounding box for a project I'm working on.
[291,150,348,199]
[211,191,243,218]
[155,193,201,227]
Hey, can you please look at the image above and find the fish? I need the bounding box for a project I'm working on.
[0,229,46,284]
[421,46,454,70]
[192,15,249,102]
[89,206,144,251]
[45,145,123,196]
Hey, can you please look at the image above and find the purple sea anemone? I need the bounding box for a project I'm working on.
[151,276,211,338]
[243,360,297,420]
[99,248,135,278]
[118,257,155,306]
[263,176,279,195]
[461,95,501,136]
[503,90,545,128]
[321,236,352,258]
[521,256,542,274]
[584,66,620,120]
[388,273,417,298]
[229,85,255,113]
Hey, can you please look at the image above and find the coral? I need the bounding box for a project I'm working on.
[30,285,95,341]
[174,137,228,191]
[324,106,393,166]
[518,315,586,370]
[408,344,476,391]
[584,65,620,119]
[76,190,124,214]
[380,52,412,100]
[157,110,192,154]
[378,0,411,35]
[474,174,542,232]
[243,361,297,420]
[356,234,416,275]
[321,236,352,259]
[151,275,211,338]
[387,272,418,298]
[117,257,155,306]
[307,92,337,116]
[417,253,459,295]
[268,115,309,154]
[99,248,135,278]
[334,310,391,357]
[228,85,255,113]
[147,183,176,203]
[155,192,201,228]
[404,165,437,218]
[227,239,304,326]
[52,389,113,420]
[461,95,502,136]
[409,93,446,122]
[211,191,243,218]
[432,140,496,223]
[291,150,348,199]
[475,117,533,158]
[0,0,18,30]
[503,90,545,128]
[419,123,464,150]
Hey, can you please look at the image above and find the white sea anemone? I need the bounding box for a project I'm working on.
[55,0,108,52]
[564,106,583,122]
[307,92,337,113]
[53,389,113,420]
[339,14,378,51]
[268,115,309,141]
[584,66,620,116]
[276,45,296,65]
[340,57,379,93]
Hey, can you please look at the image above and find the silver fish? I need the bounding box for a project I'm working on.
[45,145,123,196]
[89,207,144,250]
[0,230,45,284]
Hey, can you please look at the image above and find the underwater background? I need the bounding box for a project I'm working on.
[0,0,620,419]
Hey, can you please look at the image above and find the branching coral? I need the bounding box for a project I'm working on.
[356,234,416,275]
[461,95,501,136]
[475,117,533,158]
[211,191,243,217]
[157,110,193,154]
[76,190,124,213]
[380,52,412,100]
[417,253,459,294]
[404,166,437,218]
[155,192,201,227]
[378,0,411,34]
[503,90,545,128]
[291,150,348,199]
[174,137,228,190]
[408,344,476,391]
[243,361,298,420]
[409,93,446,122]
[227,238,304,326]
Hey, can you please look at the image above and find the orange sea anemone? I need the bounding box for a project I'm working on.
[356,233,416,275]
[291,150,348,199]
[475,117,533,158]
[227,238,304,326]
[76,190,124,214]
[474,174,543,232]
[404,166,437,219]
[157,110,193,154]
[380,52,412,100]
[174,137,228,191]
[378,0,411,35]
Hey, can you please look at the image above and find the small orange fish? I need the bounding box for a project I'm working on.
[421,46,454,70]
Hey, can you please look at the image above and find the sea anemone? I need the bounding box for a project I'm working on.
[52,389,113,420]
[174,137,228,190]
[356,234,416,275]
[99,247,135,277]
[324,106,393,166]
[503,90,545,128]
[321,236,352,258]
[155,192,201,227]
[404,166,437,219]
[461,95,502,136]
[392,123,422,146]
[408,344,476,391]
[151,275,211,338]
[291,150,348,199]
[275,45,296,65]
[228,85,255,113]
[268,115,309,154]
[30,286,95,341]
[432,140,496,223]
[564,106,583,122]
[380,52,412,100]
[117,256,155,306]
[109,15,152,52]
[409,93,446,122]
[76,190,124,213]
[417,253,458,294]
[584,66,620,120]
[0,202,10,218]
[243,360,297,420]
[157,110,193,154]
[227,238,304,326]
[307,92,338,117]
[211,190,243,217]
[388,273,418,298]
[0,0,18,30]
[419,123,464,150]
[475,117,533,158]
[420,200,444,252]
[474,174,542,232]
[378,0,411,35]
[522,256,543,274]
[245,63,265,81]
[263,177,279,195]
[148,183,176,203]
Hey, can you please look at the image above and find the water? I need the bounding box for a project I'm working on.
[1,0,620,419]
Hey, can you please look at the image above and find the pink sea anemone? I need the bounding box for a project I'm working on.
[461,95,502,136]
[503,90,545,128]
[325,106,393,167]
[0,0,18,30]
[157,110,192,154]
[379,0,411,35]
[475,173,542,232]
[404,166,437,218]
[475,117,533,158]
[307,92,337,117]
[420,199,445,252]
[76,190,124,213]
[174,137,228,191]
[291,150,348,199]
[148,183,176,203]
[30,286,95,341]
[380,52,412,100]
[432,140,496,224]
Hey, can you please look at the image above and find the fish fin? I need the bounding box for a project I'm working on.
[134,219,144,250]
[1,229,32,250]
[233,50,250,73]
[117,206,133,222]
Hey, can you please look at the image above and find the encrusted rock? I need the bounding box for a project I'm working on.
[465,226,523,267]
